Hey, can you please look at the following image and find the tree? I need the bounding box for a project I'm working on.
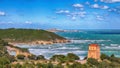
[98,61,110,68]
[13,63,22,68]
[46,63,54,68]
[54,64,64,68]
[22,63,34,68]
[66,53,79,62]
[108,57,120,63]
[87,58,99,66]
[17,54,25,60]
[28,54,36,60]
[100,53,109,60]
[111,54,115,58]
[50,55,66,63]
[36,55,45,60]
[7,55,16,62]
[68,62,82,68]
[36,63,43,68]
[0,57,10,65]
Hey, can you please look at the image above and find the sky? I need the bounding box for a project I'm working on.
[0,0,120,29]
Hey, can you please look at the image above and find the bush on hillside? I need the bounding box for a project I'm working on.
[66,53,80,62]
[36,55,45,60]
[17,54,25,60]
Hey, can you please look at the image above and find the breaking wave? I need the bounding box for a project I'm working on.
[71,40,110,43]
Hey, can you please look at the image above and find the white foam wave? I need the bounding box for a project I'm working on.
[110,44,119,46]
[103,45,120,49]
[55,47,80,50]
[101,44,105,46]
[29,48,87,59]
[71,40,110,43]
[79,56,86,60]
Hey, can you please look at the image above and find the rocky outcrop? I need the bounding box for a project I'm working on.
[28,39,70,45]
[6,46,31,57]
[9,39,70,45]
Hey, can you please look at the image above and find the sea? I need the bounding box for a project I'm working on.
[15,29,120,60]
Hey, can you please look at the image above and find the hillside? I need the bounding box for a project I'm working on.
[0,28,66,43]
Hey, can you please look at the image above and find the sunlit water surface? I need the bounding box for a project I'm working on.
[16,30,120,59]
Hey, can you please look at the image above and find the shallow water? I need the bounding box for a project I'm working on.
[16,30,120,59]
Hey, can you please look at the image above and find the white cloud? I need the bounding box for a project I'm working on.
[78,12,86,17]
[66,11,87,21]
[101,0,120,3]
[101,5,109,9]
[80,8,84,10]
[0,11,5,16]
[25,21,32,24]
[96,16,104,21]
[56,10,70,14]
[91,4,109,9]
[71,11,86,15]
[71,16,76,20]
[73,4,84,8]
[108,8,120,14]
[91,4,100,8]
[113,0,120,2]
[70,11,86,18]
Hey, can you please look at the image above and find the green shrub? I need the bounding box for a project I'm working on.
[7,55,16,62]
[0,57,10,65]
[66,53,80,62]
[36,63,43,68]
[17,54,25,60]
[87,58,99,66]
[54,64,64,68]
[100,53,109,60]
[50,55,66,63]
[46,63,54,68]
[13,63,22,68]
[68,62,82,68]
[28,55,36,60]
[36,55,45,60]
[111,54,115,58]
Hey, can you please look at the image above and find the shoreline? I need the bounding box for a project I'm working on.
[8,39,70,46]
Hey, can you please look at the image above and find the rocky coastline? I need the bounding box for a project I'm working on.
[8,39,70,45]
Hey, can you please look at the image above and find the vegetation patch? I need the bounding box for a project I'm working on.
[0,28,66,43]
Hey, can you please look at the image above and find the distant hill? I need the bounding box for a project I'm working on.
[0,28,66,43]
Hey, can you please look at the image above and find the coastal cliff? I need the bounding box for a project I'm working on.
[0,28,69,45]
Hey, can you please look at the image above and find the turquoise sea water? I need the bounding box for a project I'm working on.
[16,30,120,59]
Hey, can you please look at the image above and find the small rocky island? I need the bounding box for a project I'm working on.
[0,28,69,45]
